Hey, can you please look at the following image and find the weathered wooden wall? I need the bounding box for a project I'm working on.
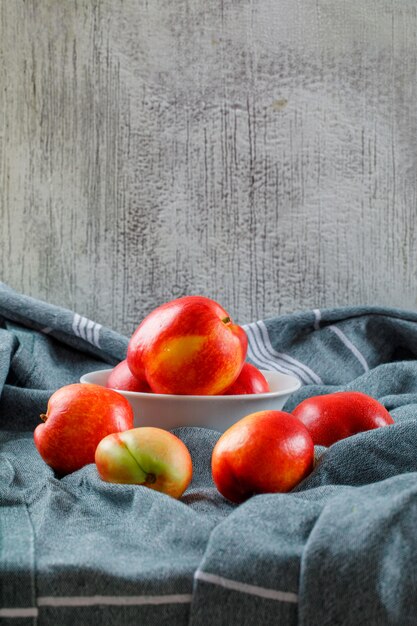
[1,0,416,335]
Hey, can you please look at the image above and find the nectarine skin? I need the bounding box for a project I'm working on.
[106,359,152,393]
[211,410,314,503]
[223,362,270,395]
[95,427,193,499]
[34,383,134,475]
[127,296,248,395]
[292,391,394,447]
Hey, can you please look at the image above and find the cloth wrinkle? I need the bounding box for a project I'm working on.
[1,282,417,625]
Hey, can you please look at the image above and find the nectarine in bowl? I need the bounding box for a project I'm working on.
[80,369,301,433]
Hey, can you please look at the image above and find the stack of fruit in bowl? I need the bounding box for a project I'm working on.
[81,295,301,432]
[109,295,267,396]
[34,295,395,503]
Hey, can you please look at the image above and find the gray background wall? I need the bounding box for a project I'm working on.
[1,0,416,336]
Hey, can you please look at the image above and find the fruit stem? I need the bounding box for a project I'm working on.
[146,473,156,484]
[40,413,48,422]
[222,316,231,324]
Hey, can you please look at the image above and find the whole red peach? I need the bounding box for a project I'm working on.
[211,410,314,503]
[292,391,394,447]
[127,296,247,395]
[106,359,152,392]
[222,362,270,395]
[34,383,134,474]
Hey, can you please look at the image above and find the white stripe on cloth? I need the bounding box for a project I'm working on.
[329,325,369,373]
[86,319,95,344]
[244,325,304,382]
[72,314,101,348]
[0,607,39,617]
[78,315,88,341]
[93,323,102,348]
[247,323,308,383]
[72,312,81,337]
[245,321,322,385]
[194,570,298,604]
[257,322,322,384]
[37,594,192,607]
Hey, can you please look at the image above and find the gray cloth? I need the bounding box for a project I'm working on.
[1,282,417,625]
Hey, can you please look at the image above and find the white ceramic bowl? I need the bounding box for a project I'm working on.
[80,369,301,433]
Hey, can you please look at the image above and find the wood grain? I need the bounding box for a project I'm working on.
[1,0,417,335]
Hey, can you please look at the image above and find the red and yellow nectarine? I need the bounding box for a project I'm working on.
[211,410,314,503]
[223,362,270,395]
[292,391,394,447]
[95,427,193,499]
[106,359,152,393]
[127,296,247,395]
[34,383,134,474]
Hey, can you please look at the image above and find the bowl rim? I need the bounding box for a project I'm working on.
[80,368,302,401]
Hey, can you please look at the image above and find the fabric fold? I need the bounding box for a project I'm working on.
[2,282,417,625]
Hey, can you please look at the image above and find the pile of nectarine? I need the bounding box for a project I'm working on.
[34,295,395,502]
[108,295,269,396]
